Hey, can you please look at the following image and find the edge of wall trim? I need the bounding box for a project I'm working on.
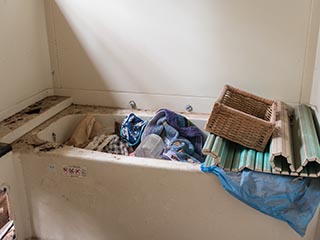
[54,88,216,113]
[54,88,300,114]
[0,89,54,122]
[300,0,320,103]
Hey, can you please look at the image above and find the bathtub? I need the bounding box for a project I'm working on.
[13,106,320,240]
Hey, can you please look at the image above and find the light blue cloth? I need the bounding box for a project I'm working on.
[201,164,320,236]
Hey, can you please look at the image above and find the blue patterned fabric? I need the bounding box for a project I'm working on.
[120,113,148,147]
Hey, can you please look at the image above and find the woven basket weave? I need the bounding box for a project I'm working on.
[205,85,276,152]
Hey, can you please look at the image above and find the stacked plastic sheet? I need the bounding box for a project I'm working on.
[202,102,320,177]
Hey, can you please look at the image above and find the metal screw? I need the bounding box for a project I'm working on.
[185,105,193,112]
[129,100,136,109]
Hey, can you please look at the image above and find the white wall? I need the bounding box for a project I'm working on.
[0,0,52,120]
[311,28,320,112]
[0,0,318,115]
[46,0,320,112]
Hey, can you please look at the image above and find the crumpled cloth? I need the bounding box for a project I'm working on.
[65,114,96,148]
[141,109,205,163]
[85,134,129,155]
[201,164,320,236]
[120,113,148,147]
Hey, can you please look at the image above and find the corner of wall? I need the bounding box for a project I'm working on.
[44,0,62,89]
[300,0,320,104]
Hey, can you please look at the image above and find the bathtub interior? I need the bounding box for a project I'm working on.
[37,113,208,146]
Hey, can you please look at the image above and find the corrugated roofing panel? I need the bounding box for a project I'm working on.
[202,103,320,178]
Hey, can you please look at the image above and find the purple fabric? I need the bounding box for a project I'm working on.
[141,109,205,163]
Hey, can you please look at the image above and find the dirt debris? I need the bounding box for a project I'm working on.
[0,96,69,139]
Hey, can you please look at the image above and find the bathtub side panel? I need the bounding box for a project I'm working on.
[0,152,32,239]
[20,150,319,240]
[315,211,320,240]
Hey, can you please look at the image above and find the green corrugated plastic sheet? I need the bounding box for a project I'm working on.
[202,104,320,178]
[293,105,320,173]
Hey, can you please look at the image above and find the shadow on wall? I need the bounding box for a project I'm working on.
[49,2,111,91]
[50,1,177,106]
[48,0,315,107]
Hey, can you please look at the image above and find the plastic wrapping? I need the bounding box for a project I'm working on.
[201,165,320,236]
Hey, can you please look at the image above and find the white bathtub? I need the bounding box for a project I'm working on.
[36,113,208,145]
[14,110,320,240]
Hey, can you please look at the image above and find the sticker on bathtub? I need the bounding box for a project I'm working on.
[62,165,87,178]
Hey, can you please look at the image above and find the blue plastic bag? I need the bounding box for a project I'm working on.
[201,164,320,236]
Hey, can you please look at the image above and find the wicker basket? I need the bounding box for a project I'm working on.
[205,85,276,152]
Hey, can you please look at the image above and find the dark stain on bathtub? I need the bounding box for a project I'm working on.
[39,146,56,152]
[25,107,42,115]
[61,194,70,202]
[38,143,63,152]
[30,141,48,148]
